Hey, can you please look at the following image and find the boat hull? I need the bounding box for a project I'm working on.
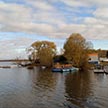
[93,69,105,73]
[52,67,79,72]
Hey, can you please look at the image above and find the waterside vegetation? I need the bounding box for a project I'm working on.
[26,33,93,70]
[1,33,108,71]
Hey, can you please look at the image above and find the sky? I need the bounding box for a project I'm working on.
[0,0,108,59]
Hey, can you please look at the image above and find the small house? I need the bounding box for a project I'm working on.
[88,53,99,65]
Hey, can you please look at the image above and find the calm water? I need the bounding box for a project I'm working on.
[0,62,108,108]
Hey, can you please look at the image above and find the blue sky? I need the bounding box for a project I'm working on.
[0,0,108,59]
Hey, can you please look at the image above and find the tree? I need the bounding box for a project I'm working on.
[29,41,56,67]
[63,33,92,69]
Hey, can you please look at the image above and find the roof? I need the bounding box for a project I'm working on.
[88,53,98,56]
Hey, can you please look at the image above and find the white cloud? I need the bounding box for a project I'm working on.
[58,24,86,36]
[0,1,65,38]
[27,0,54,11]
[79,22,108,40]
[60,0,88,7]
[0,37,34,59]
[93,8,108,19]
[0,1,32,31]
[84,17,98,24]
[83,0,108,7]
[84,17,108,25]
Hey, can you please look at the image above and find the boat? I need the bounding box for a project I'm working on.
[62,67,79,72]
[70,67,79,71]
[52,67,79,72]
[93,69,105,73]
[93,65,105,73]
[62,68,70,72]
[52,62,79,72]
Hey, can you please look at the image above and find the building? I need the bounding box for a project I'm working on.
[88,53,99,65]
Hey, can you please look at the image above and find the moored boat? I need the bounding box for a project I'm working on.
[93,64,105,73]
[62,68,70,72]
[52,67,79,72]
[93,69,105,73]
[70,67,79,72]
[52,62,79,72]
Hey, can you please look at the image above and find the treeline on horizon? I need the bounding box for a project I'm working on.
[27,33,108,70]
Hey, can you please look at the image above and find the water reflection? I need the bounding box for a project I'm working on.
[29,68,57,102]
[32,68,56,90]
[64,71,108,108]
[65,71,97,108]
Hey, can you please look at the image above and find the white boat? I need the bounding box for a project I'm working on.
[62,68,70,72]
[93,69,105,73]
[93,65,105,73]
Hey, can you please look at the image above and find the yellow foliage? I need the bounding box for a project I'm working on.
[64,33,92,69]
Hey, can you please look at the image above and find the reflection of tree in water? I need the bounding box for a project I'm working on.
[37,69,56,89]
[65,71,93,107]
[30,68,57,93]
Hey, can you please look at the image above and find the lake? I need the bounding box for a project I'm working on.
[0,62,108,108]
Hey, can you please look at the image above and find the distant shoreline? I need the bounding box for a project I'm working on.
[0,59,29,62]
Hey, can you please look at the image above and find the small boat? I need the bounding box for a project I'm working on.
[52,67,79,72]
[93,65,105,73]
[62,68,70,72]
[62,67,79,72]
[70,67,79,72]
[93,69,105,73]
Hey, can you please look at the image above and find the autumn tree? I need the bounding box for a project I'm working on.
[63,33,92,70]
[29,41,56,67]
